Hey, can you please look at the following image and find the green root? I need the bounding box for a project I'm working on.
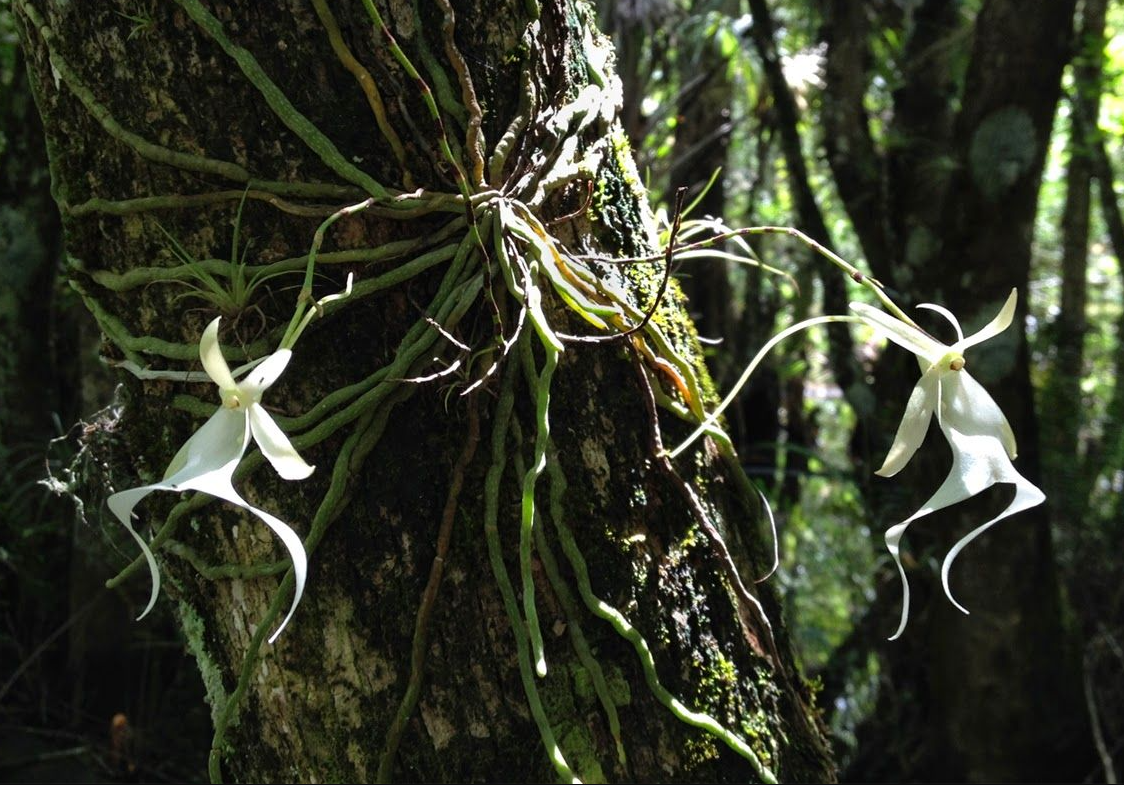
[483,353,577,784]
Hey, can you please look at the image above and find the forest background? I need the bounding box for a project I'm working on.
[0,0,1121,781]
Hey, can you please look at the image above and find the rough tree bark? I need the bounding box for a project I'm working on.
[15,0,833,781]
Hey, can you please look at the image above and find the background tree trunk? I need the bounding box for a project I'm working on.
[15,0,834,781]
[1040,0,1106,558]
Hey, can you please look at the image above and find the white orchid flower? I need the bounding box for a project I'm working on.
[851,289,1045,640]
[107,317,313,643]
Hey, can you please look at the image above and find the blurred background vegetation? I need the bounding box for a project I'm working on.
[1,0,1121,781]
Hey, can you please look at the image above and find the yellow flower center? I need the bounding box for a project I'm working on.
[933,350,966,373]
[220,388,252,410]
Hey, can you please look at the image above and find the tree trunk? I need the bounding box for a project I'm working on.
[15,0,833,781]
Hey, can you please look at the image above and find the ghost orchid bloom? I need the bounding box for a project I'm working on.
[851,289,1045,640]
[107,317,313,643]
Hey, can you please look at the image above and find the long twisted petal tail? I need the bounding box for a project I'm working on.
[108,409,249,619]
[242,503,308,644]
[107,407,309,639]
[884,520,915,641]
[940,475,1045,614]
[165,425,307,642]
[884,473,982,639]
[883,432,1008,639]
[184,473,308,643]
[106,486,163,620]
[885,398,1043,638]
[857,288,1039,639]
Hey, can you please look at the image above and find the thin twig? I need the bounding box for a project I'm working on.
[545,179,595,226]
[558,187,686,344]
[630,350,781,665]
[1084,641,1119,784]
[376,401,481,782]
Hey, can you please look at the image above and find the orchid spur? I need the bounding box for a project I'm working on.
[108,317,313,643]
[851,289,1046,640]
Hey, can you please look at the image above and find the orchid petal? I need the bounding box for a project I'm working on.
[916,303,964,343]
[883,428,1008,640]
[161,438,192,483]
[115,471,306,643]
[850,302,945,364]
[249,403,314,480]
[954,288,1018,352]
[108,408,248,618]
[922,435,995,514]
[200,317,238,391]
[885,412,1041,638]
[166,413,254,502]
[857,290,1041,639]
[109,316,314,639]
[876,365,940,477]
[241,349,292,394]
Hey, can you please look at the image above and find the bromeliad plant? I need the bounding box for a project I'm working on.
[155,192,303,335]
